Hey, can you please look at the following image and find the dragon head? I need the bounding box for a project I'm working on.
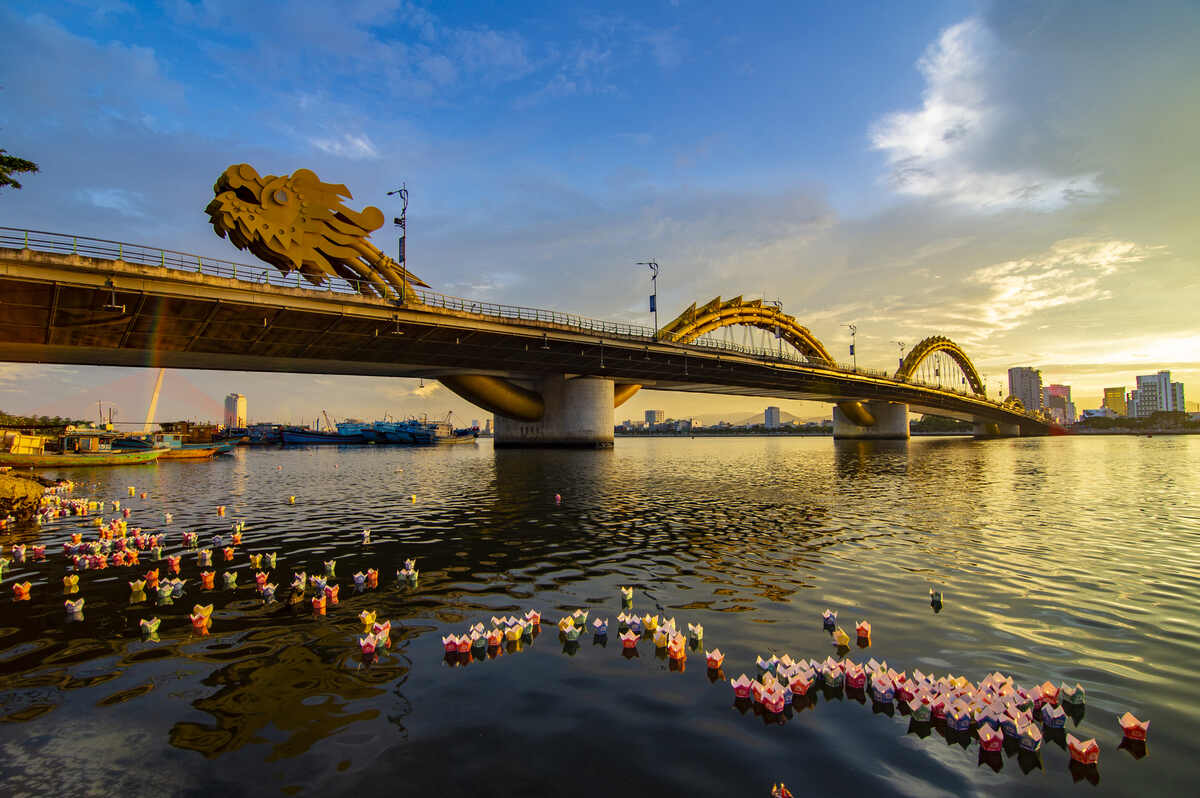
[205,163,426,299]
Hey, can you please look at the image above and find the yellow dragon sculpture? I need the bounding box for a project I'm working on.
[205,163,426,300]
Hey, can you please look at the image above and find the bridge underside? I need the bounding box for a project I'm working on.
[0,249,1045,439]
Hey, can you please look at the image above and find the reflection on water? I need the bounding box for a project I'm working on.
[0,436,1197,796]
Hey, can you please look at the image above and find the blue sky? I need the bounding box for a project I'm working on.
[2,1,1198,424]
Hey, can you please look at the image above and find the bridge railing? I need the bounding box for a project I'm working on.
[0,227,660,338]
[404,288,657,338]
[1,226,1030,416]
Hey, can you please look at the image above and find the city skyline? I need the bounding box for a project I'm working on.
[2,2,1198,422]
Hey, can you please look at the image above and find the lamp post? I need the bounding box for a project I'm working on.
[635,261,660,339]
[387,184,408,302]
[843,323,857,370]
[767,300,783,359]
[892,340,906,373]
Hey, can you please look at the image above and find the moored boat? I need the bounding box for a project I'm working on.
[114,432,232,459]
[374,421,414,444]
[160,445,224,460]
[1,430,165,468]
[400,418,478,445]
[281,427,367,445]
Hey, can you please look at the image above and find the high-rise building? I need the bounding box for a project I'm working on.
[1102,387,1127,416]
[223,393,246,428]
[764,406,782,429]
[645,410,665,425]
[1133,371,1185,416]
[1043,385,1076,423]
[1007,367,1043,412]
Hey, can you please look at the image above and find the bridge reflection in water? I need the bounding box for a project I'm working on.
[0,227,1046,444]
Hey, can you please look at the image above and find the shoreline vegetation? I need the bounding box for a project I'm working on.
[619,411,1200,437]
[616,429,1199,437]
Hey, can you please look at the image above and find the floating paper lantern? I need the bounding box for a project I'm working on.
[1118,712,1149,741]
[730,674,753,699]
[822,608,837,630]
[1066,733,1099,765]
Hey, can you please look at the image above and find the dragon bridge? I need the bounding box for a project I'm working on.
[201,163,1004,435]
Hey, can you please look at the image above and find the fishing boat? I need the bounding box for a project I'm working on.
[245,423,283,445]
[434,424,480,445]
[373,420,414,444]
[336,419,379,443]
[0,430,165,468]
[280,413,368,445]
[400,416,478,445]
[280,427,356,445]
[113,432,231,459]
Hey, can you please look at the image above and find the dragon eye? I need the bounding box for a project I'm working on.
[273,189,289,204]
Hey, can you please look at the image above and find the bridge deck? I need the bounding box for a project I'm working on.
[0,243,1045,432]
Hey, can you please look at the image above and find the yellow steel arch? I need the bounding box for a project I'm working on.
[894,336,985,396]
[656,296,880,424]
[1003,395,1025,412]
[658,296,836,365]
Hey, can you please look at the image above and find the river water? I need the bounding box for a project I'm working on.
[1,435,1197,796]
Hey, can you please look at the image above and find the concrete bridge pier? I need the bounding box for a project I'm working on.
[832,400,910,440]
[494,376,615,449]
[973,421,1021,437]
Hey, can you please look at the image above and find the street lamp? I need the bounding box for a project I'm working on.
[767,299,783,359]
[387,184,408,302]
[843,323,857,370]
[892,340,906,373]
[635,261,660,339]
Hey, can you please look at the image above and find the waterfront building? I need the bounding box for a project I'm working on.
[1133,371,1186,416]
[223,393,246,428]
[1082,407,1117,419]
[1043,385,1076,424]
[1103,387,1127,416]
[1007,367,1043,412]
[645,409,665,425]
[765,406,782,429]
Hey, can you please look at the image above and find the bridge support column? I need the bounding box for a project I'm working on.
[832,401,909,440]
[973,421,1020,437]
[494,376,614,449]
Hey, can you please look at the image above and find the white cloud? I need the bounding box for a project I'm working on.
[450,28,533,79]
[310,132,380,160]
[514,73,579,109]
[870,18,1105,212]
[76,188,146,217]
[967,238,1154,331]
[640,28,685,69]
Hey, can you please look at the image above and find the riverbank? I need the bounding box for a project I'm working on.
[0,470,47,521]
[1070,428,1200,435]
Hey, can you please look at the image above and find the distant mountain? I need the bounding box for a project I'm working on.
[688,410,827,427]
